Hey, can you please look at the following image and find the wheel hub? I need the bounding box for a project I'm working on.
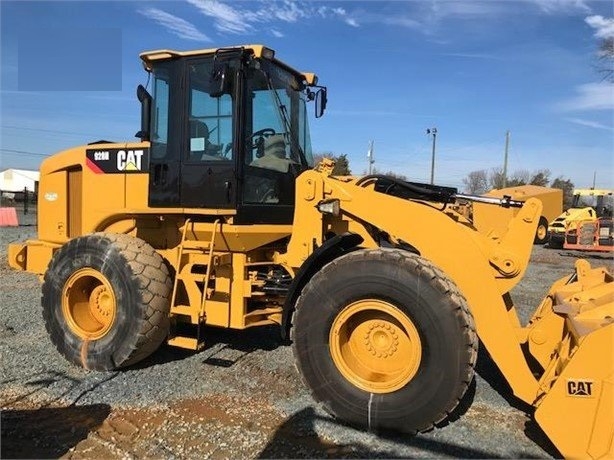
[89,285,114,323]
[330,299,422,393]
[62,268,116,340]
[365,322,399,358]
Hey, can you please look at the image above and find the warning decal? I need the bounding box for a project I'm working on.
[86,148,149,174]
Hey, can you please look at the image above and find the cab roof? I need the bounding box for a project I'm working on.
[139,44,318,85]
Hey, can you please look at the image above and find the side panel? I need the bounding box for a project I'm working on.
[68,169,82,238]
[37,170,69,243]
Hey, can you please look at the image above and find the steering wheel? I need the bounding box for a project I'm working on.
[249,128,276,149]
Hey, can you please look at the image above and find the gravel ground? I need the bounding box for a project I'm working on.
[1,213,612,459]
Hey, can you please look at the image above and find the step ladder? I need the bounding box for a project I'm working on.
[167,219,220,350]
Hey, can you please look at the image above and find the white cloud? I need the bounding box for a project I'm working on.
[185,0,251,34]
[138,8,210,42]
[585,15,614,39]
[271,29,284,38]
[530,0,591,14]
[185,0,354,35]
[566,117,614,130]
[559,83,614,111]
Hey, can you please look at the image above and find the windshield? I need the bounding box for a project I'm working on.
[247,59,314,168]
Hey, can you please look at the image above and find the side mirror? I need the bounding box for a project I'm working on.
[315,87,327,118]
[135,84,152,141]
[210,64,230,98]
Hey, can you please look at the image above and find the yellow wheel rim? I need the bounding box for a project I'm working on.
[537,224,547,240]
[329,299,422,393]
[62,268,116,340]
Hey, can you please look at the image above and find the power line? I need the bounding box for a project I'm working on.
[0,148,50,157]
[1,124,101,138]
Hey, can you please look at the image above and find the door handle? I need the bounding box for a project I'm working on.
[153,164,161,186]
[225,181,232,203]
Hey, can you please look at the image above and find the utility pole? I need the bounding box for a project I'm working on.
[426,128,437,184]
[592,171,596,189]
[367,140,375,175]
[503,130,510,188]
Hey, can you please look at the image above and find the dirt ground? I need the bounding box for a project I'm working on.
[1,220,612,459]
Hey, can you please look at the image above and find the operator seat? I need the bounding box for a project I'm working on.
[250,134,294,173]
[189,119,223,160]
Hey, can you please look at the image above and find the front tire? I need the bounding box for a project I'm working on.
[42,233,172,371]
[548,232,564,249]
[534,216,549,245]
[291,248,477,434]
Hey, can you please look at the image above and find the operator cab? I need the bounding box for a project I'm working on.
[136,45,326,224]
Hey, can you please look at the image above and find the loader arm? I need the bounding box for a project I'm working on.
[284,170,542,404]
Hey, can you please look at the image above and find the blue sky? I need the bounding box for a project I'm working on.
[1,0,613,190]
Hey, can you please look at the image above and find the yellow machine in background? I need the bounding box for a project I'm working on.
[548,188,614,249]
[472,185,562,245]
[7,45,613,458]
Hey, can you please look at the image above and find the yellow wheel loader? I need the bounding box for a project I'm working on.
[473,185,563,245]
[7,45,613,458]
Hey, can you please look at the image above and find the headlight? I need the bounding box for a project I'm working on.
[317,199,340,216]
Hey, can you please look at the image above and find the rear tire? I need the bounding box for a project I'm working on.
[534,216,549,245]
[291,248,477,434]
[42,233,172,371]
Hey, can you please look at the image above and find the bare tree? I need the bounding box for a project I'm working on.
[506,169,531,187]
[367,167,408,181]
[550,176,575,209]
[488,167,506,190]
[464,167,554,193]
[462,169,488,194]
[530,169,551,186]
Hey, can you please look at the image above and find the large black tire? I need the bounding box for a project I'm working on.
[534,216,549,245]
[42,233,172,371]
[291,248,477,434]
[548,232,564,249]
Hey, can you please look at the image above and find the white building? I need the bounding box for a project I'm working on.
[0,169,40,193]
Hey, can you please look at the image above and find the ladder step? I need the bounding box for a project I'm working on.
[167,336,204,351]
[181,240,211,250]
[245,307,283,318]
[170,304,194,314]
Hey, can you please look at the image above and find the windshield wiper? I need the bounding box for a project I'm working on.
[264,73,308,167]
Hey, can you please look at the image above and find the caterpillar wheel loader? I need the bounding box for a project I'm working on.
[7,45,613,458]
[473,185,563,245]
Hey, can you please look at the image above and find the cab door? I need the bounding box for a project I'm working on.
[148,61,182,207]
[180,58,236,209]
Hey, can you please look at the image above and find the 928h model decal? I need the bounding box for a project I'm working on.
[86,148,150,174]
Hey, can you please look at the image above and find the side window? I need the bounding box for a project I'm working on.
[151,71,170,160]
[188,61,233,162]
